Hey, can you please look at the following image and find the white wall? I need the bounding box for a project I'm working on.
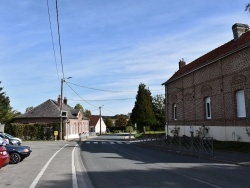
[94,118,106,134]
[0,124,4,132]
[166,125,250,142]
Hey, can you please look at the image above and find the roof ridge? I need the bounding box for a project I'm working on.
[163,30,250,85]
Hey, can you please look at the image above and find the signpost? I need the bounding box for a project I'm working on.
[54,131,58,141]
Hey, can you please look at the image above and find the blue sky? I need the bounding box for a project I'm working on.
[0,0,249,116]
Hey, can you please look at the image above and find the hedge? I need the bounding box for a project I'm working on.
[5,123,61,140]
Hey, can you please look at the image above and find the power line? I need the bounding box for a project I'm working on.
[66,81,164,93]
[55,0,65,79]
[46,0,59,80]
[102,106,117,115]
[65,82,117,115]
[68,98,135,102]
[64,82,98,108]
[67,93,164,102]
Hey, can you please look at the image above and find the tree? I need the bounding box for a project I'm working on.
[84,109,91,117]
[130,83,156,132]
[74,104,91,117]
[74,103,84,113]
[0,83,10,123]
[246,3,250,13]
[0,81,20,124]
[25,106,34,112]
[115,115,127,127]
[152,94,166,129]
[104,118,114,127]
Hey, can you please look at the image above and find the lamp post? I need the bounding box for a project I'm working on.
[99,105,104,135]
[60,77,72,140]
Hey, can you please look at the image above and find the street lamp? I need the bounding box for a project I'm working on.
[60,77,72,140]
[99,105,104,135]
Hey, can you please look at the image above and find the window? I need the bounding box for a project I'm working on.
[173,104,177,120]
[205,97,211,119]
[236,90,246,118]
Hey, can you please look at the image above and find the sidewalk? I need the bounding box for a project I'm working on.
[137,141,250,168]
[209,150,250,167]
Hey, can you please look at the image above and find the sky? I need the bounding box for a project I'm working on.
[0,0,249,116]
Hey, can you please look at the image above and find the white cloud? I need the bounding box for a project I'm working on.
[0,0,249,115]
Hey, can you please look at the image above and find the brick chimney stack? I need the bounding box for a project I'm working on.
[63,97,67,105]
[58,95,62,107]
[179,58,186,70]
[232,23,249,40]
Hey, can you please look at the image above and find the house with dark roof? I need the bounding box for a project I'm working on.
[14,95,89,140]
[88,115,106,135]
[162,23,250,142]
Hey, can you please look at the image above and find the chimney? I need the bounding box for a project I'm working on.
[179,58,186,70]
[58,95,62,107]
[232,23,249,40]
[63,97,67,105]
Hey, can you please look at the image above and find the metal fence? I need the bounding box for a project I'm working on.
[140,134,214,156]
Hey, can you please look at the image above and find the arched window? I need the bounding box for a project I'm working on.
[236,90,246,118]
[205,97,211,119]
[173,103,177,120]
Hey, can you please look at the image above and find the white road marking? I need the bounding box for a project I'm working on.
[29,144,68,188]
[72,144,78,188]
[84,141,132,144]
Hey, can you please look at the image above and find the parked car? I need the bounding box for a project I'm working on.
[5,144,32,164]
[0,137,8,145]
[0,133,9,144]
[2,133,22,145]
[0,133,20,145]
[0,139,10,168]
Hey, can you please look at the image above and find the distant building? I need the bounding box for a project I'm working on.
[89,115,106,134]
[14,95,89,139]
[162,23,250,142]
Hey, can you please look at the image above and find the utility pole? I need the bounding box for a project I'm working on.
[99,105,104,135]
[60,77,72,140]
[60,78,63,140]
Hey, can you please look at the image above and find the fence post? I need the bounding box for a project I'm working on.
[191,133,194,151]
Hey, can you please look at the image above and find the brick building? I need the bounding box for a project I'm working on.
[162,23,250,142]
[14,95,89,140]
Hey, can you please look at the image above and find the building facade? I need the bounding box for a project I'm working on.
[89,115,107,135]
[14,95,89,140]
[162,23,250,142]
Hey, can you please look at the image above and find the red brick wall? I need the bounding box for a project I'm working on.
[165,46,250,127]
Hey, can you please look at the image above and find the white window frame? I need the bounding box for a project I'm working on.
[205,97,211,119]
[236,90,246,118]
[173,104,177,120]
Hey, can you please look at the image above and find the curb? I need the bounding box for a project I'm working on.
[136,141,250,168]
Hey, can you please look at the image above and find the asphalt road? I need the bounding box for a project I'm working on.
[0,141,79,188]
[1,136,250,188]
[80,136,250,188]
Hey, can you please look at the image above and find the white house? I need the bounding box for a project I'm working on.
[89,115,107,135]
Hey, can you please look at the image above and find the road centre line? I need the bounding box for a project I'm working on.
[29,144,68,188]
[111,145,221,188]
[72,144,78,188]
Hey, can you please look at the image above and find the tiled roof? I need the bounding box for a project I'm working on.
[15,99,79,119]
[163,30,250,85]
[88,115,100,127]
